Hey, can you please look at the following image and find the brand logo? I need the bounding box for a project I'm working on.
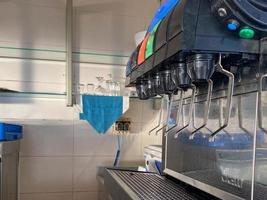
[221,174,243,189]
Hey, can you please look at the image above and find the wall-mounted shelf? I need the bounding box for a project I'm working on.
[129,96,162,100]
[0,92,162,101]
[0,46,129,66]
[0,91,66,99]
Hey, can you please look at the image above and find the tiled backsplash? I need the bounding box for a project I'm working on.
[1,98,161,200]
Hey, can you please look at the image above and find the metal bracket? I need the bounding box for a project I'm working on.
[218,98,224,128]
[149,95,172,136]
[259,74,267,133]
[158,94,173,136]
[66,0,74,106]
[210,55,234,139]
[149,97,164,135]
[174,85,196,139]
[190,79,213,139]
[165,90,184,135]
[238,95,253,137]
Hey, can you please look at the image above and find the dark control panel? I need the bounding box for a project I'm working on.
[210,0,267,39]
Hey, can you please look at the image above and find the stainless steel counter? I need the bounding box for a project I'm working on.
[0,141,20,200]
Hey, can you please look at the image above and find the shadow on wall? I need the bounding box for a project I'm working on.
[0,1,35,104]
[0,1,34,104]
[19,2,33,103]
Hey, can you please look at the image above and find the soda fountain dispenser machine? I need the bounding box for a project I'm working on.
[103,0,267,199]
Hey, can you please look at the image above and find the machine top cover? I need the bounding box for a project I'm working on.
[147,0,179,33]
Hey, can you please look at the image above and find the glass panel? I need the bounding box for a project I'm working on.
[255,83,267,200]
[165,93,257,199]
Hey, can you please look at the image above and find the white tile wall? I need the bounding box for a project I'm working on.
[1,98,161,199]
[123,100,143,123]
[0,1,162,199]
[20,193,73,200]
[121,134,142,157]
[73,121,117,157]
[0,98,74,120]
[73,192,106,200]
[20,120,74,157]
[73,156,113,192]
[20,157,73,193]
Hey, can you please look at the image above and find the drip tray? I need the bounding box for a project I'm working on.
[103,169,214,200]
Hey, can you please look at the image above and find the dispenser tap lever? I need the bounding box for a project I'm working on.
[190,79,213,139]
[174,85,196,138]
[165,90,184,135]
[210,54,234,139]
[259,74,267,134]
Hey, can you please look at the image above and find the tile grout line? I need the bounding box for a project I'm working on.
[20,192,73,195]
[20,155,118,158]
[72,115,75,200]
[20,191,102,195]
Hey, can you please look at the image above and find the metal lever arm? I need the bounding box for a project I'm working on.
[259,74,267,133]
[165,90,184,135]
[149,97,164,135]
[158,94,173,136]
[174,85,196,138]
[190,79,213,139]
[152,95,173,136]
[210,55,234,138]
[238,95,253,136]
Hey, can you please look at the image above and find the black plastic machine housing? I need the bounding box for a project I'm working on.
[126,0,267,99]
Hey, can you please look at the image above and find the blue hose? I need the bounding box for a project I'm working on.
[113,135,124,167]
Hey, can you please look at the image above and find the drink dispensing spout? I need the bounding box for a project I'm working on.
[187,54,215,82]
[186,54,234,140]
[158,69,177,94]
[187,54,215,139]
[136,78,157,100]
[165,62,196,137]
[136,80,150,100]
[148,67,178,136]
[172,62,192,89]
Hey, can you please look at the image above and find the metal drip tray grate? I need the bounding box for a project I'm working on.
[254,184,267,200]
[108,169,199,200]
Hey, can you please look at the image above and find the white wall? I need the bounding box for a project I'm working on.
[0,0,158,93]
[0,1,161,200]
[0,58,126,94]
[0,0,158,54]
[1,97,162,200]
